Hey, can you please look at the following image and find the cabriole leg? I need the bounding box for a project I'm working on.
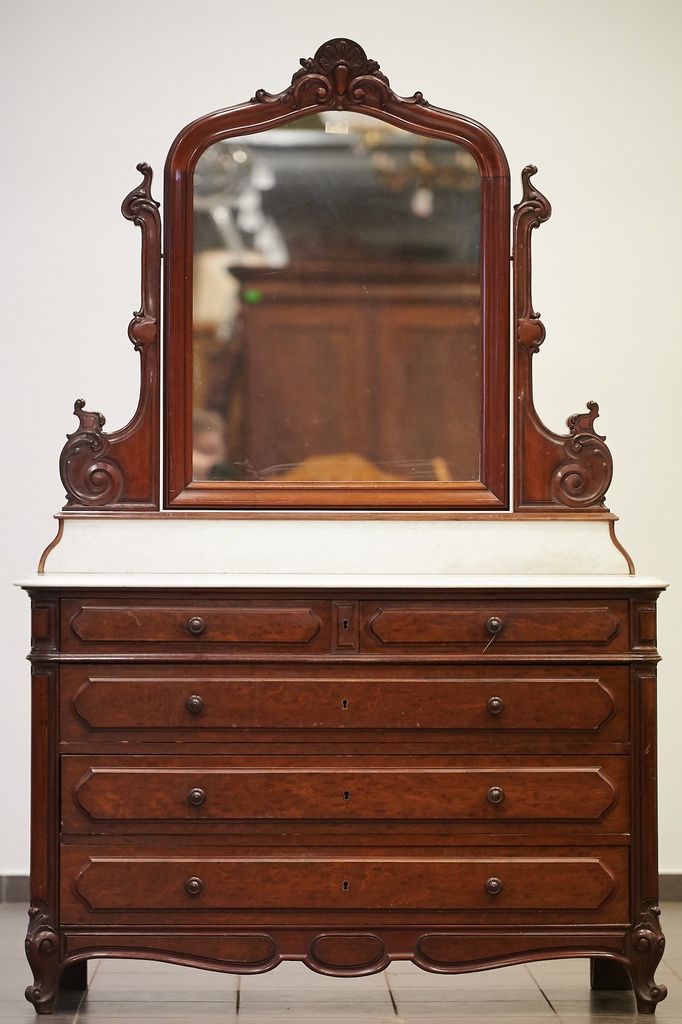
[24,904,60,1014]
[629,906,668,1014]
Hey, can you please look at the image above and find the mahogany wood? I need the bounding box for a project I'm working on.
[24,585,667,1014]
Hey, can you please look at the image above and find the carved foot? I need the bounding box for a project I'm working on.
[629,904,668,1014]
[24,903,60,1014]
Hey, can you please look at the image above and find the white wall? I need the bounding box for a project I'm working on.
[1,0,681,874]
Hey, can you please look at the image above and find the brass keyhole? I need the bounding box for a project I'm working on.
[342,880,349,891]
[343,790,350,800]
[342,698,349,710]
[342,619,349,630]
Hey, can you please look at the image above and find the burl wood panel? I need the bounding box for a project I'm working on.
[61,756,629,829]
[61,846,629,920]
[61,599,330,653]
[362,599,628,653]
[60,663,629,742]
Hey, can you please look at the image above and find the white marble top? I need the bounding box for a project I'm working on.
[16,573,667,590]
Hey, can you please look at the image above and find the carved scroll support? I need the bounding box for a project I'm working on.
[60,163,161,510]
[513,166,613,511]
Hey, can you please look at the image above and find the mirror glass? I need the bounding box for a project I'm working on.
[191,111,481,485]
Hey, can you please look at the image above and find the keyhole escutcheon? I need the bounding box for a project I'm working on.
[334,603,357,649]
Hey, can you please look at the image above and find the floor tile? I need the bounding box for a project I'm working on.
[401,1001,556,1018]
[75,1000,239,1020]
[388,962,541,998]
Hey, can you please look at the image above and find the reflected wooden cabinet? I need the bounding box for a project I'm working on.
[23,37,666,1017]
[218,264,481,480]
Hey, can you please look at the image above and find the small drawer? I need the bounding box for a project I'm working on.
[60,845,629,923]
[361,599,629,654]
[61,755,629,832]
[61,598,331,653]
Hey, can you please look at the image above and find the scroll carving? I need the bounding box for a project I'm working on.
[513,166,613,511]
[60,163,161,511]
[59,400,125,506]
[253,37,426,112]
[628,902,668,1012]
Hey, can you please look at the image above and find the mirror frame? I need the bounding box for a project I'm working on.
[163,38,510,510]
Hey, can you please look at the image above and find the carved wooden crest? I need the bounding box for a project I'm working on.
[254,38,425,111]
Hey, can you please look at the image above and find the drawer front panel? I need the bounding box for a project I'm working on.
[362,600,628,653]
[60,847,628,920]
[62,757,629,830]
[60,665,629,742]
[61,599,330,652]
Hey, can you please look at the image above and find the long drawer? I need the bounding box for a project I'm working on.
[61,755,629,831]
[60,845,630,923]
[60,664,629,744]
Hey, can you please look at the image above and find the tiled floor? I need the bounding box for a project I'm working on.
[1,902,680,1022]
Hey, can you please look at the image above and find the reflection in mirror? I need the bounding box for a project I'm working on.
[192,112,481,484]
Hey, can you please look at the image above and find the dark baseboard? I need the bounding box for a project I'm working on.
[0,875,30,903]
[2,873,682,903]
[659,874,682,902]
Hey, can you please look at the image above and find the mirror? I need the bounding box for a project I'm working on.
[192,113,482,485]
[164,38,510,509]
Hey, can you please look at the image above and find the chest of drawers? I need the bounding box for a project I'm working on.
[23,582,666,1014]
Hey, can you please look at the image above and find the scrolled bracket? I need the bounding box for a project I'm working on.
[122,162,161,354]
[548,402,613,508]
[513,166,613,512]
[253,38,428,112]
[59,400,125,507]
[60,163,161,510]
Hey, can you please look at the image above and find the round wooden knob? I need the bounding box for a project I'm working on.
[487,786,505,805]
[187,616,206,636]
[185,876,204,896]
[187,788,206,807]
[485,877,503,895]
[486,696,505,716]
[185,695,204,714]
[485,615,504,636]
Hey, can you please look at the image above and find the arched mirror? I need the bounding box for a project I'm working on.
[164,38,510,509]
